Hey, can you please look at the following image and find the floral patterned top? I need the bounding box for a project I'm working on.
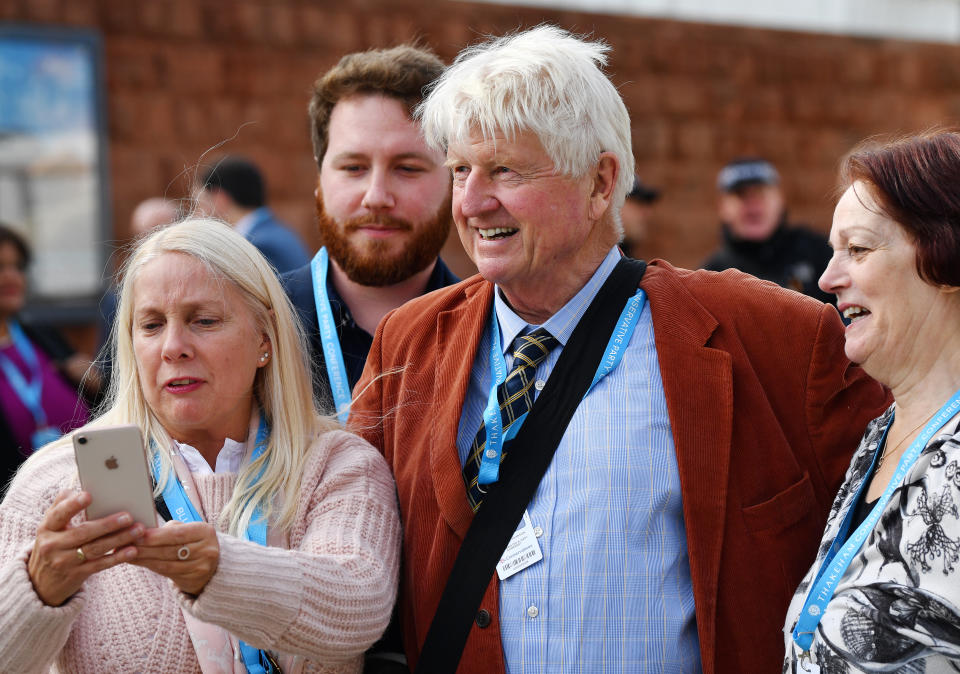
[783,405,960,673]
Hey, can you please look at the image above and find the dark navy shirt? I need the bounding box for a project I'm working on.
[282,258,459,413]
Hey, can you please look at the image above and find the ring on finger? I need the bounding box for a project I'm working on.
[177,545,190,561]
[76,546,87,563]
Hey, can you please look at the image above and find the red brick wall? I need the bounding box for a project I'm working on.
[5,0,960,275]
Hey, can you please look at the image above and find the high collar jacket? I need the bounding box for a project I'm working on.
[351,259,890,674]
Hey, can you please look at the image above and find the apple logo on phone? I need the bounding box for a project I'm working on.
[105,456,119,470]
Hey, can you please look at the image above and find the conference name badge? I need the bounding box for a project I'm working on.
[496,510,543,580]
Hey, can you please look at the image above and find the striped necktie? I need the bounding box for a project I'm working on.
[463,327,559,511]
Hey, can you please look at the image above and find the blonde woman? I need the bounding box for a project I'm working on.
[0,219,400,672]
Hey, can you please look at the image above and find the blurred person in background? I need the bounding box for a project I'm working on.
[98,196,181,392]
[619,174,659,259]
[0,222,94,489]
[702,157,833,304]
[282,44,458,418]
[130,197,180,239]
[199,156,310,274]
[0,218,400,672]
[784,131,960,672]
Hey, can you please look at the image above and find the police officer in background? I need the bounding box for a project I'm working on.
[702,157,833,304]
[619,174,660,259]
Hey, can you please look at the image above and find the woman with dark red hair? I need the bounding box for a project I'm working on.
[784,131,960,672]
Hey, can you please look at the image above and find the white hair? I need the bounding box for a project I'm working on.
[417,25,635,227]
[95,219,335,536]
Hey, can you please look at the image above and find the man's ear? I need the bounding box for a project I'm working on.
[588,152,619,221]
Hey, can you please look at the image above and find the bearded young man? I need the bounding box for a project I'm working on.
[282,45,458,418]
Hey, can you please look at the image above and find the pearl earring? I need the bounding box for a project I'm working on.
[260,352,270,363]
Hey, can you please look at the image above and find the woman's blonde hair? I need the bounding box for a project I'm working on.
[97,218,334,535]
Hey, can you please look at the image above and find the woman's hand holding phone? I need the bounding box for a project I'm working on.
[131,520,220,595]
[28,490,145,607]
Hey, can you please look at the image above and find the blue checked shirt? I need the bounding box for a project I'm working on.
[456,247,702,673]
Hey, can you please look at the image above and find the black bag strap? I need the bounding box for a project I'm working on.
[414,256,647,674]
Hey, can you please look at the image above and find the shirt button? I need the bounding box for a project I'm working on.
[485,449,497,459]
[527,605,539,618]
[534,380,545,391]
[533,526,543,538]
[475,608,491,628]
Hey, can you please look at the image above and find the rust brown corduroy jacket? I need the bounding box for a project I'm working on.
[350,259,891,674]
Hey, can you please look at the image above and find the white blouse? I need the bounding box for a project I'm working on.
[175,437,247,475]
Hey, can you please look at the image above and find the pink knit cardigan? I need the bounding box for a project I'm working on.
[0,429,401,673]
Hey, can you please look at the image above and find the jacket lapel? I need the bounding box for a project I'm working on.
[431,281,495,539]
[642,262,732,674]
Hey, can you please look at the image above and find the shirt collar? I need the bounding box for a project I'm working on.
[176,437,247,476]
[324,257,455,337]
[324,264,353,328]
[493,246,622,354]
[234,207,269,238]
[425,258,458,292]
[172,408,260,475]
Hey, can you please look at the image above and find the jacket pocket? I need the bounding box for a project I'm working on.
[741,471,816,533]
[741,472,823,599]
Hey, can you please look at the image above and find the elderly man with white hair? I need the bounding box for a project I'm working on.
[351,26,888,674]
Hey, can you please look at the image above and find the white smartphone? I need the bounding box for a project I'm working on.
[73,425,157,527]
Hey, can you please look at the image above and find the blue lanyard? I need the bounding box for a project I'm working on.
[151,413,277,673]
[792,388,960,655]
[477,288,647,486]
[310,248,351,424]
[0,321,49,427]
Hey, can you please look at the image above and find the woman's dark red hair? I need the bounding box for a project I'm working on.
[842,130,960,287]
